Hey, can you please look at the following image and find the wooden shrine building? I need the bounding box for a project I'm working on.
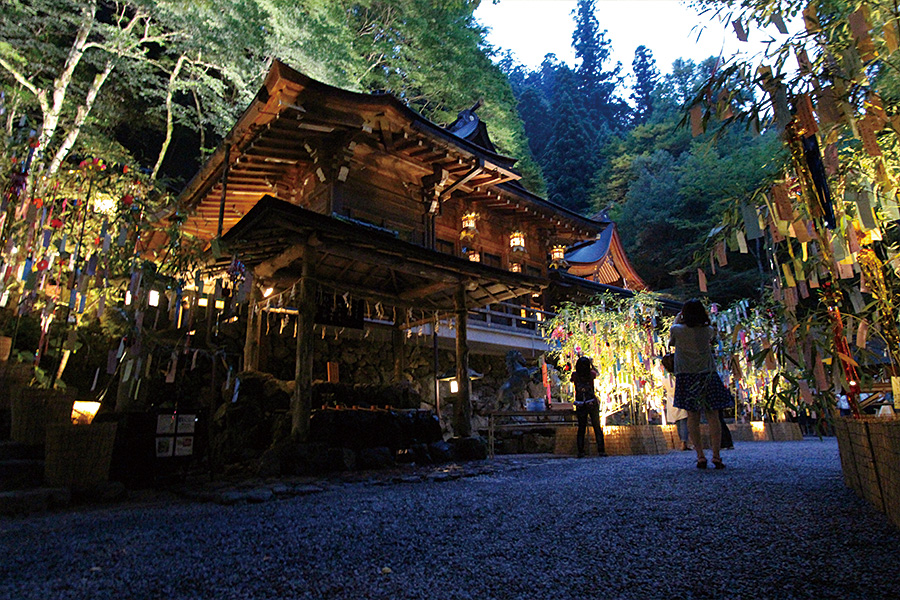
[166,60,632,439]
[564,220,647,291]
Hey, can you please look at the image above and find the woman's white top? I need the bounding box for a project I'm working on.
[668,324,716,374]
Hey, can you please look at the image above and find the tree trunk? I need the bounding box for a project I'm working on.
[4,88,22,137]
[151,54,187,181]
[48,61,114,175]
[191,86,206,152]
[38,0,98,155]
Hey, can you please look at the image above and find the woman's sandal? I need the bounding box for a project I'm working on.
[696,458,708,469]
[712,458,726,470]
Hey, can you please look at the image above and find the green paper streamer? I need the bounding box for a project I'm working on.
[855,189,878,230]
[741,204,763,239]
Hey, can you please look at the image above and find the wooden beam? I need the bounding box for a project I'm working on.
[379,121,395,151]
[251,228,542,300]
[266,273,453,313]
[217,143,231,239]
[440,158,483,200]
[254,243,307,280]
[399,280,456,300]
[314,241,459,285]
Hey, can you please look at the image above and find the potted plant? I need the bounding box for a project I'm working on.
[0,305,17,362]
[10,366,76,445]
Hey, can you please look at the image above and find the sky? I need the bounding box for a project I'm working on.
[475,0,792,82]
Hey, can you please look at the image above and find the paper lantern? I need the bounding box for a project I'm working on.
[549,244,569,269]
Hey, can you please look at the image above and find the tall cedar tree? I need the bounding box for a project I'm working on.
[601,58,781,301]
[542,74,597,213]
[630,46,658,125]
[572,0,624,127]
[523,0,624,213]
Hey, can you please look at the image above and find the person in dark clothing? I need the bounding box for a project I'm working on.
[571,356,606,457]
[719,410,734,449]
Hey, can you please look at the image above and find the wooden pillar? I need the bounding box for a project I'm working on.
[292,245,316,441]
[242,285,262,372]
[433,325,441,418]
[454,283,472,437]
[204,292,215,347]
[392,320,406,382]
[216,143,231,239]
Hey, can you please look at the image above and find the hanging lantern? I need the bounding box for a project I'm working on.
[462,212,478,231]
[459,212,480,260]
[509,262,522,273]
[509,231,526,265]
[459,212,478,254]
[549,244,569,269]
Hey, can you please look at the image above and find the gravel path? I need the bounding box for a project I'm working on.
[1,439,898,600]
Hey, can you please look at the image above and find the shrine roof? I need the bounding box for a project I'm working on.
[566,228,615,265]
[548,271,681,314]
[169,59,605,245]
[563,224,648,292]
[211,195,548,314]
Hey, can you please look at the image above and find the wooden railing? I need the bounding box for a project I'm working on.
[468,301,553,337]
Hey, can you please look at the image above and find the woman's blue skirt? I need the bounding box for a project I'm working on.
[673,372,733,412]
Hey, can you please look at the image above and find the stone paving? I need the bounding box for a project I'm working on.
[1,439,898,599]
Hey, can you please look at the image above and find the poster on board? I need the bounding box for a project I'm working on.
[176,414,196,433]
[156,414,176,435]
[155,436,174,457]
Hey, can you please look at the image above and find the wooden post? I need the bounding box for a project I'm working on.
[204,294,215,347]
[454,283,472,437]
[433,325,440,418]
[292,245,316,441]
[242,285,261,372]
[327,362,339,383]
[216,143,230,239]
[392,320,406,382]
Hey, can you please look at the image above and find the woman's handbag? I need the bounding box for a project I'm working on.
[661,353,675,374]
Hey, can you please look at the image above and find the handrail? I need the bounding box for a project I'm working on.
[469,301,553,336]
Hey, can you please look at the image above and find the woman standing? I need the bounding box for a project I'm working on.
[668,299,733,469]
[571,356,606,457]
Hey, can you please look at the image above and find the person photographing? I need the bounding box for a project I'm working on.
[571,356,606,458]
[668,299,733,469]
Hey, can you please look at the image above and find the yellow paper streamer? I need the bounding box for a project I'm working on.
[782,262,797,287]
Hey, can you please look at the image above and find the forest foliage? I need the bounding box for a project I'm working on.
[501,0,784,301]
[0,0,788,303]
[0,0,542,190]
